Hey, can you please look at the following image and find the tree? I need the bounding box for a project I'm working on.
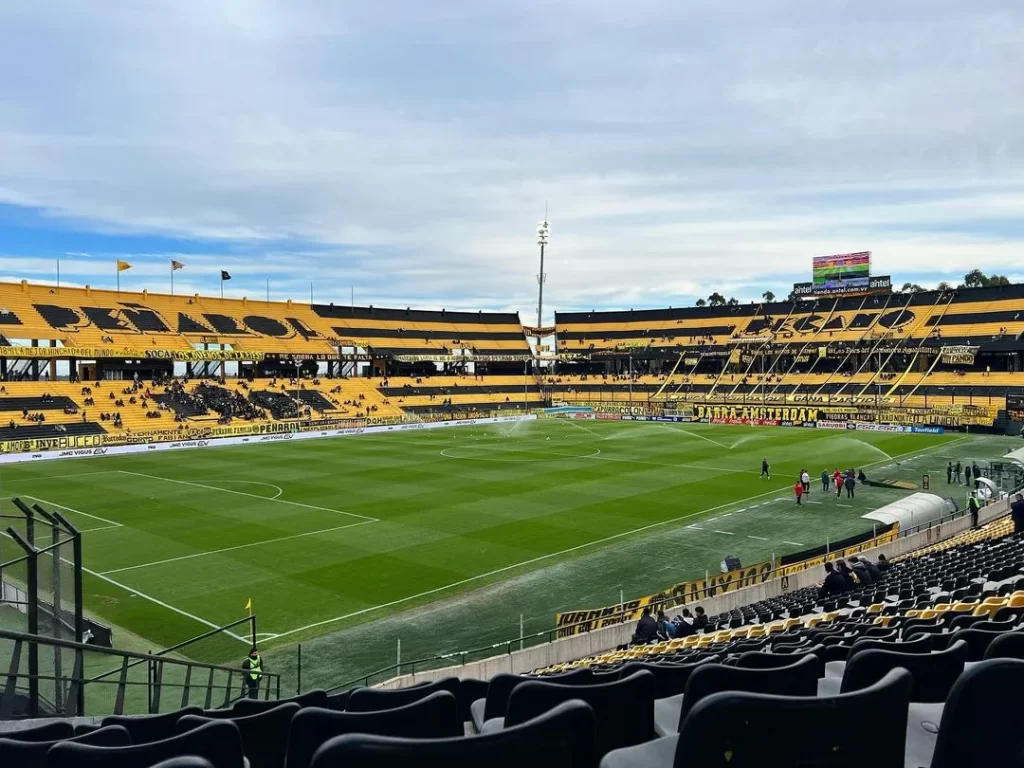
[901,282,925,293]
[936,281,952,291]
[695,298,706,308]
[961,269,1011,288]
[707,292,726,307]
[726,297,740,307]
[762,291,776,302]
[962,269,987,288]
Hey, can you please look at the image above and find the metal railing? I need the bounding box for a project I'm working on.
[0,626,282,718]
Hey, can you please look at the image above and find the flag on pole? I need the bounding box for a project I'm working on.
[171,260,185,271]
[245,598,252,614]
[221,270,232,281]
[117,260,132,272]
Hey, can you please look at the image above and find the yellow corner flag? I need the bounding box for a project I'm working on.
[245,598,252,614]
[117,260,132,272]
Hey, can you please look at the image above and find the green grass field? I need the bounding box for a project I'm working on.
[0,417,1012,692]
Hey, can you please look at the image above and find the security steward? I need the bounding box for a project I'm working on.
[968,493,981,530]
[242,647,263,699]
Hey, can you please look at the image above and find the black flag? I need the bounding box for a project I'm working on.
[221,270,232,281]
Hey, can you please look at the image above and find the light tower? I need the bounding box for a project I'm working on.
[536,219,549,328]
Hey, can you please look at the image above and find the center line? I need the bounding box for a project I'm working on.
[747,535,768,541]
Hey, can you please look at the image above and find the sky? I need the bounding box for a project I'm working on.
[0,1,1021,324]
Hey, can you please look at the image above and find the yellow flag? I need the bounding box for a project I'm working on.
[117,260,132,272]
[245,598,252,613]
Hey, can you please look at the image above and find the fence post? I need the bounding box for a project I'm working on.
[519,614,524,651]
[297,644,302,695]
[396,639,401,678]
[825,537,830,556]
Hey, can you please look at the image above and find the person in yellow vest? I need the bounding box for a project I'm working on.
[242,647,263,699]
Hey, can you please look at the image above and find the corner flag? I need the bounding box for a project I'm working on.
[245,598,252,614]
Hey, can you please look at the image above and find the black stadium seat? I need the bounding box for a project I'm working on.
[983,631,1024,660]
[840,640,967,702]
[347,677,460,713]
[149,759,217,768]
[286,692,461,768]
[232,689,327,716]
[177,702,299,768]
[616,659,715,698]
[927,659,1024,768]
[101,706,202,744]
[602,668,913,768]
[496,670,655,761]
[0,719,73,742]
[309,700,596,768]
[0,725,131,768]
[47,720,244,768]
[655,655,821,736]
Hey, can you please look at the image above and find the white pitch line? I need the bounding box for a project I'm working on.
[212,480,284,500]
[657,424,732,450]
[713,530,735,535]
[784,541,806,547]
[83,566,250,643]
[117,471,378,523]
[103,519,376,575]
[562,418,608,441]
[748,535,769,541]
[837,504,853,508]
[721,513,733,517]
[267,478,824,640]
[687,524,705,530]
[3,470,120,482]
[14,494,123,528]
[232,435,975,641]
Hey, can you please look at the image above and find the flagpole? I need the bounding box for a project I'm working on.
[171,263,174,295]
[266,278,269,303]
[221,275,224,300]
[56,257,60,290]
[117,262,120,294]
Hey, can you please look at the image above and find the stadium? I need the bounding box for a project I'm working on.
[2,2,1024,766]
[2,257,1024,764]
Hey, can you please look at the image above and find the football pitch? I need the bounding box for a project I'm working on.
[0,418,1009,689]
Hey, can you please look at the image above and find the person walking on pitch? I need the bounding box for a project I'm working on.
[760,458,771,480]
[794,480,805,505]
[947,461,953,484]
[821,469,830,493]
[800,469,810,494]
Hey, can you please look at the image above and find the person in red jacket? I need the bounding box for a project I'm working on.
[794,480,805,505]
[834,469,844,498]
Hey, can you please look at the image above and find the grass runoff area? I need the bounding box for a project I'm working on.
[0,418,1015,691]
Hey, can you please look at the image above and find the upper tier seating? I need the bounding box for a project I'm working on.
[0,280,529,357]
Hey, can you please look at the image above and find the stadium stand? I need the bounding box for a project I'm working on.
[4,515,1024,766]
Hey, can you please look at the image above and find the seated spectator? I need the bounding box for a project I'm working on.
[818,561,847,598]
[876,553,891,572]
[691,605,709,632]
[630,606,660,645]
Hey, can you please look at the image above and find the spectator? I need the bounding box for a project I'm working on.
[851,556,881,582]
[673,609,696,637]
[819,562,847,598]
[1011,494,1024,536]
[631,607,660,645]
[876,553,891,572]
[849,558,872,585]
[691,606,709,632]
[835,560,857,591]
[656,611,674,639]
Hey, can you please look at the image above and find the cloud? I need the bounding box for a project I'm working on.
[0,0,1021,320]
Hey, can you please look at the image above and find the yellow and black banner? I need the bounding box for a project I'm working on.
[0,433,106,454]
[0,345,266,362]
[556,561,773,637]
[693,403,825,424]
[554,527,900,637]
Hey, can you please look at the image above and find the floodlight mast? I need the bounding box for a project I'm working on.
[536,219,549,328]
